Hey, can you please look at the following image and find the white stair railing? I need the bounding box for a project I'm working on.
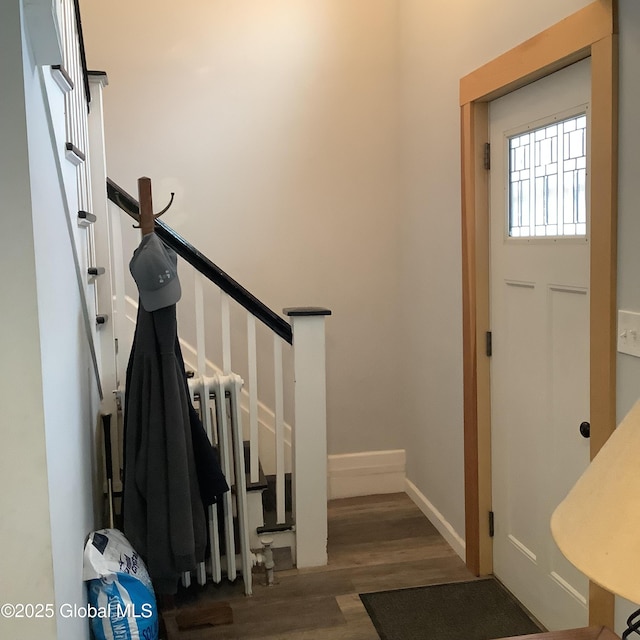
[183,269,296,546]
[284,308,331,568]
[45,0,332,599]
[87,95,330,589]
[128,197,329,570]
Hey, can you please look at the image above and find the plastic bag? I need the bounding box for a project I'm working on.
[83,529,158,640]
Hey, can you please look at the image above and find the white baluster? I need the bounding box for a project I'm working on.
[214,375,236,581]
[69,2,79,149]
[68,6,74,145]
[195,275,207,376]
[229,374,253,595]
[274,335,285,525]
[107,201,129,387]
[221,291,231,375]
[247,314,259,484]
[87,75,116,407]
[200,377,221,584]
[179,378,193,588]
[194,277,221,584]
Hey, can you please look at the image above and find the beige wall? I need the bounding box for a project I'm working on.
[613,1,640,629]
[616,2,640,421]
[81,0,403,456]
[397,0,592,542]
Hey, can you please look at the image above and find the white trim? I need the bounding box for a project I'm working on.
[289,314,329,568]
[328,450,406,499]
[38,66,103,399]
[405,478,466,560]
[50,65,73,93]
[64,142,85,165]
[87,72,109,89]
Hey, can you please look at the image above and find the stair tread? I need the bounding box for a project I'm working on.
[257,521,294,534]
[259,472,294,532]
[245,469,268,492]
[243,441,268,491]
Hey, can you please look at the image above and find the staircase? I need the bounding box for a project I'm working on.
[50,0,331,600]
[100,176,330,595]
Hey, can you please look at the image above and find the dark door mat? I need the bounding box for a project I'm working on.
[360,577,543,640]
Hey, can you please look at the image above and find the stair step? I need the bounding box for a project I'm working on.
[257,521,294,534]
[259,473,294,533]
[243,441,268,492]
[236,444,294,533]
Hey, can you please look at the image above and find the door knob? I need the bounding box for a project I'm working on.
[579,421,590,438]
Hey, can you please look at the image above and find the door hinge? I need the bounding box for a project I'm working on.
[483,142,491,170]
[489,511,495,537]
[486,331,492,357]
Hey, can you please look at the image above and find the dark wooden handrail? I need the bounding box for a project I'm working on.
[73,0,91,108]
[106,178,293,344]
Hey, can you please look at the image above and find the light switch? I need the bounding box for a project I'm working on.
[617,310,640,357]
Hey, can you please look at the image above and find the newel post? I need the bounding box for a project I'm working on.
[283,307,332,568]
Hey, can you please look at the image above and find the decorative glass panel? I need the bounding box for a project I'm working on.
[508,114,587,238]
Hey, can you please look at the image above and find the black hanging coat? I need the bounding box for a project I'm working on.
[122,303,228,595]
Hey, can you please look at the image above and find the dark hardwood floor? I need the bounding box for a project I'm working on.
[171,492,474,639]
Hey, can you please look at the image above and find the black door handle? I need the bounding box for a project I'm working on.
[579,421,590,438]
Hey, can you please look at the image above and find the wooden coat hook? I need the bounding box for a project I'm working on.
[135,176,175,235]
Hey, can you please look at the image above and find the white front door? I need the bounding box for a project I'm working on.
[489,58,591,630]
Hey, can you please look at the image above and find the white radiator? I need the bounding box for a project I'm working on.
[186,372,253,596]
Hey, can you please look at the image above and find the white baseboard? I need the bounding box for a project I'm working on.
[328,450,406,499]
[405,478,466,560]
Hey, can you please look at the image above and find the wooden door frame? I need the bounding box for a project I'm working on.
[460,0,618,627]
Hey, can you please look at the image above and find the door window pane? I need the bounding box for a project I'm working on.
[508,114,587,238]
